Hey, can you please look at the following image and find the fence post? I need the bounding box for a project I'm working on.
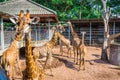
[113,21,115,34]
[89,22,92,46]
[0,17,4,51]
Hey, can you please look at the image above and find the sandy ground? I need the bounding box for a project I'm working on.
[44,46,120,80]
[15,46,120,80]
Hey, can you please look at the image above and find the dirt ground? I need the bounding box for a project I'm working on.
[16,46,120,80]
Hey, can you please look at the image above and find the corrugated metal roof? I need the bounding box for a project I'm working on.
[0,0,57,15]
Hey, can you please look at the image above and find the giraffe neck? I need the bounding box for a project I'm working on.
[69,23,79,38]
[9,39,18,49]
[69,23,75,36]
[48,32,58,48]
[25,33,36,78]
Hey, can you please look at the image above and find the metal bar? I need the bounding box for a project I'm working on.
[89,22,92,46]
[68,26,70,40]
[113,21,115,34]
[35,24,37,43]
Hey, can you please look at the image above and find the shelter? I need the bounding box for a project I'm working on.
[0,0,58,51]
[0,0,58,22]
[63,18,120,46]
[0,11,14,50]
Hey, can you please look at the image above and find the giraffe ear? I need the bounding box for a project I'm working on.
[10,17,18,24]
[30,17,40,24]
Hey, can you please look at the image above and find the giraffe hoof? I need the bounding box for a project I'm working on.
[78,69,80,71]
[83,68,85,70]
[51,74,54,77]
[75,62,79,65]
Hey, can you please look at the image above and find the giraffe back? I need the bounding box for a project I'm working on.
[33,31,58,61]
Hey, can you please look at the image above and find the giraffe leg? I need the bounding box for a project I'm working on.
[43,58,47,71]
[49,65,53,77]
[61,46,63,56]
[79,52,81,71]
[67,47,69,57]
[49,52,53,77]
[8,65,13,80]
[43,53,53,77]
[83,58,85,70]
[60,41,63,56]
[76,48,79,65]
[16,57,23,77]
[83,53,85,70]
[73,47,76,63]
[70,48,72,58]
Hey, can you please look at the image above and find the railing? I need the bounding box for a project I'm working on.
[0,28,50,50]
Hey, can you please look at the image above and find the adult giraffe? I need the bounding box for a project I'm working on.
[0,10,30,80]
[20,10,44,80]
[67,21,81,64]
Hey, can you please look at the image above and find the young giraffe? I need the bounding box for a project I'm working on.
[0,10,30,80]
[33,29,58,76]
[22,10,44,80]
[58,33,72,57]
[67,21,81,64]
[79,32,87,71]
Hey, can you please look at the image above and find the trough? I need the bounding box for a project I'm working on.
[110,43,120,66]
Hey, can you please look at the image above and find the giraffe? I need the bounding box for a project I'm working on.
[33,29,58,76]
[67,21,81,64]
[21,10,44,80]
[0,39,23,80]
[58,33,72,57]
[0,10,31,80]
[23,33,44,80]
[79,32,87,71]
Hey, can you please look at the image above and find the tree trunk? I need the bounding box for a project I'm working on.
[101,36,108,61]
[101,0,109,61]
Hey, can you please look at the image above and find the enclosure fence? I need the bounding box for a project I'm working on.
[1,23,120,50]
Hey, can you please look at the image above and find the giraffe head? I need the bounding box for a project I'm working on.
[57,23,65,33]
[10,10,40,41]
[67,21,71,26]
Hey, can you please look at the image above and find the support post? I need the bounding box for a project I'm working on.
[0,17,4,51]
[48,19,51,40]
[35,24,37,44]
[113,21,115,34]
[89,22,92,46]
[112,21,116,43]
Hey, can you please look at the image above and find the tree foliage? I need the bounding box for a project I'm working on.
[0,0,120,20]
